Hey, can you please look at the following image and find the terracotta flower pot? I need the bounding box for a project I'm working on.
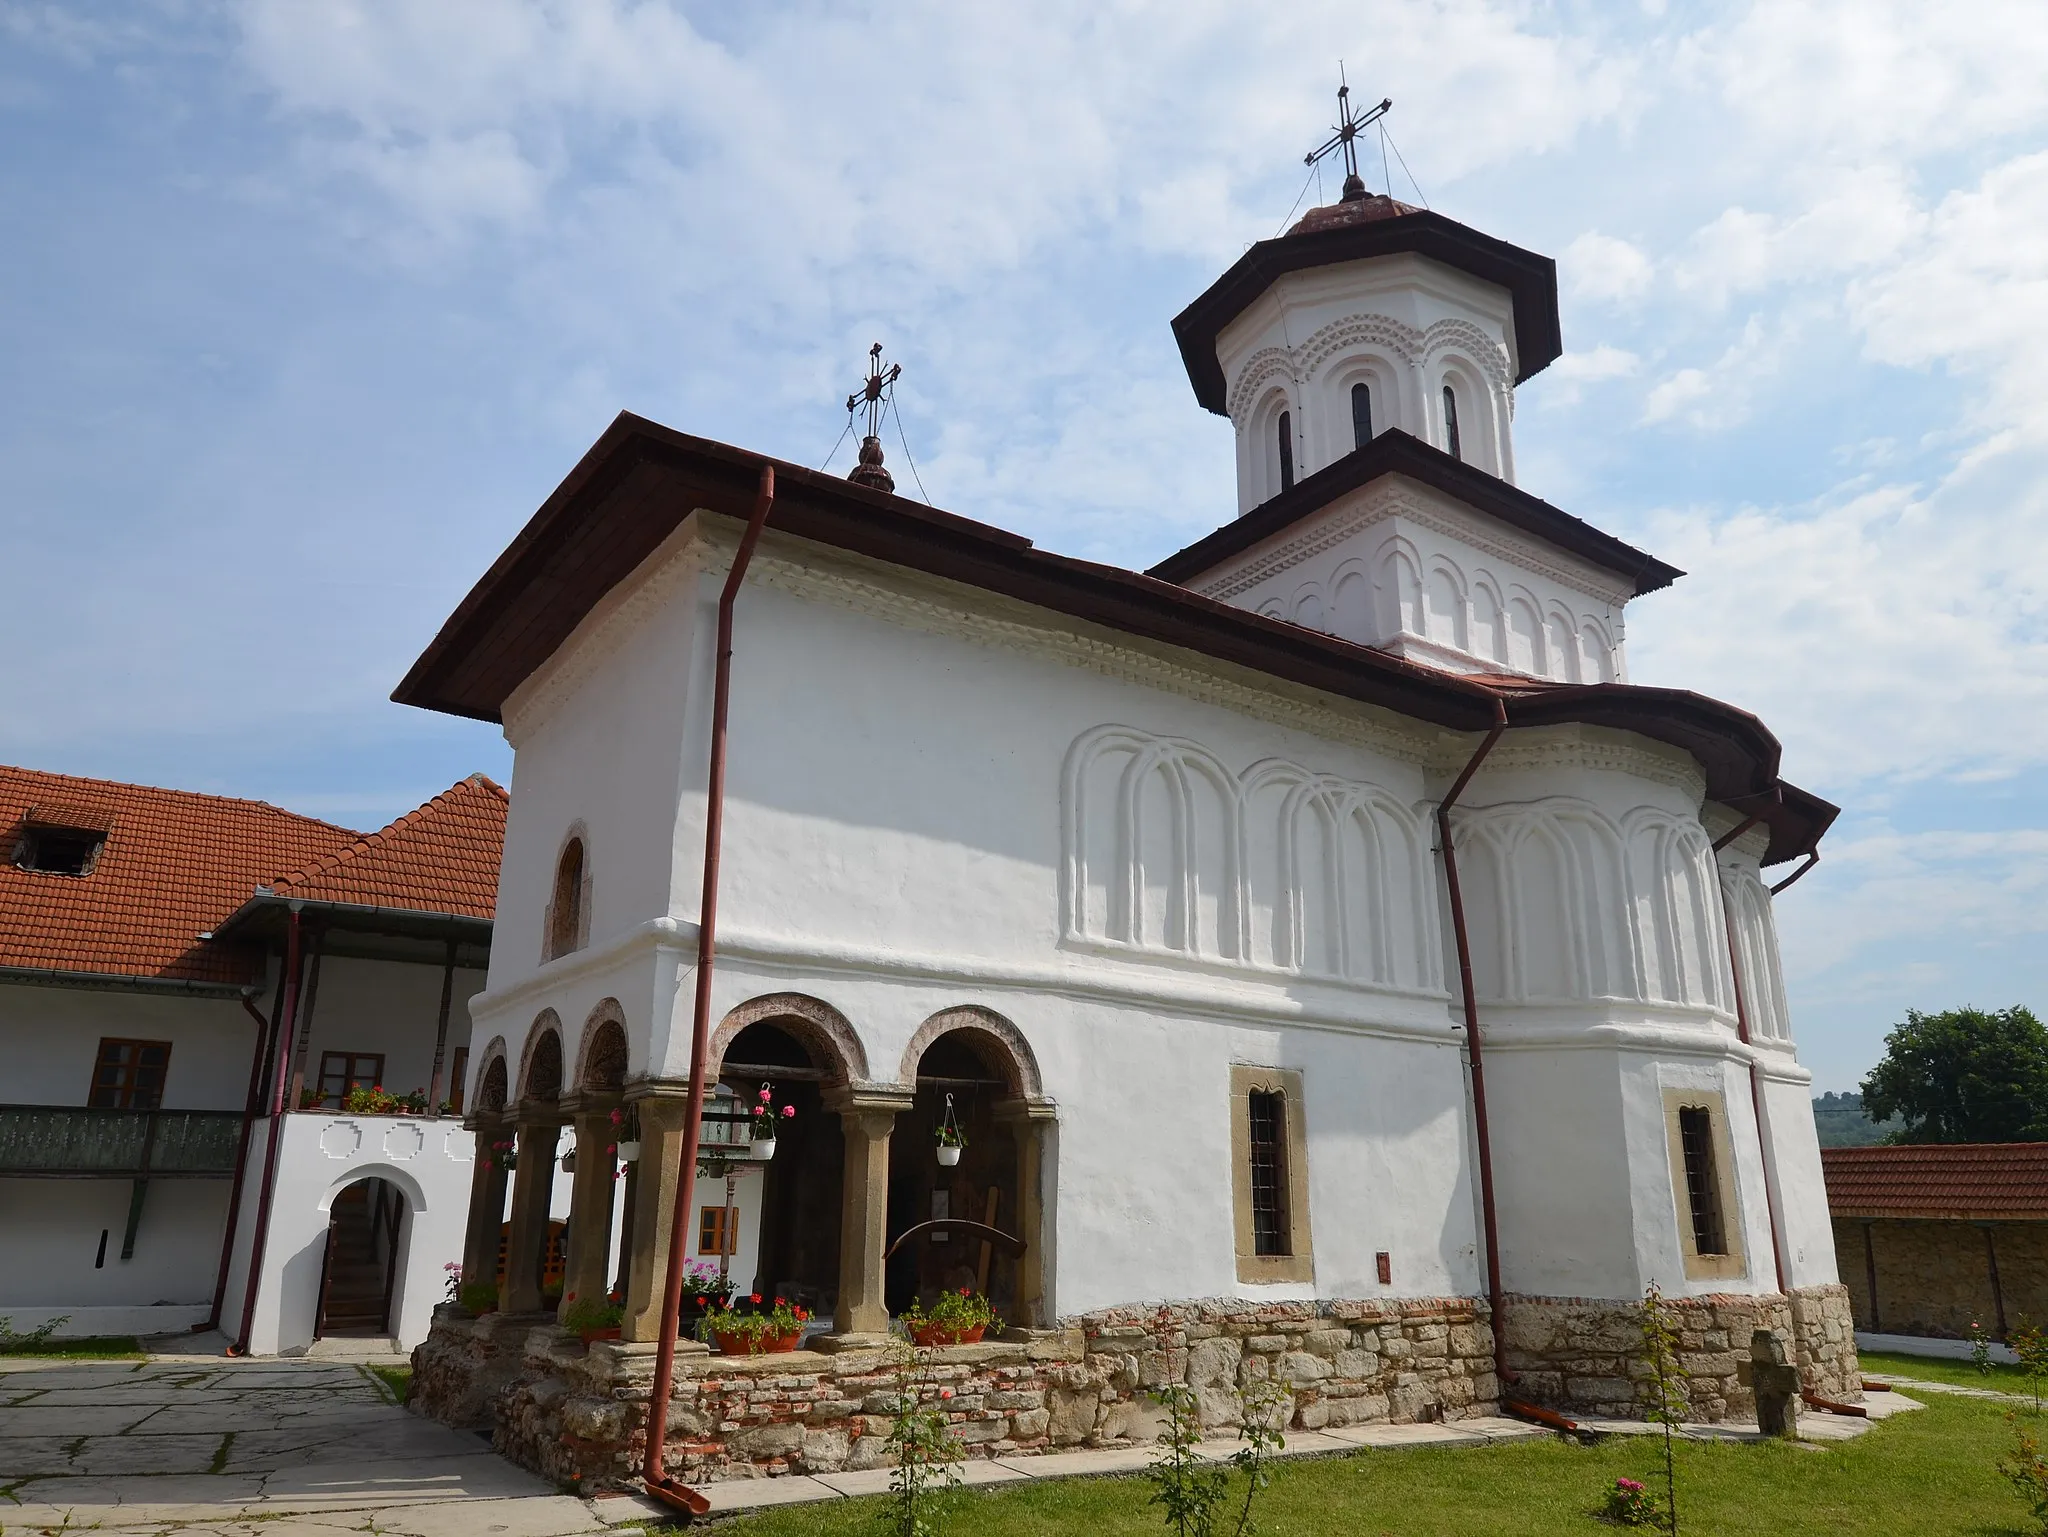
[579,1326,622,1344]
[910,1322,986,1348]
[713,1329,803,1357]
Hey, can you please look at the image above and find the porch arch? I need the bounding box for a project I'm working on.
[708,992,869,1086]
[576,998,630,1091]
[897,1006,1043,1098]
[517,1010,565,1104]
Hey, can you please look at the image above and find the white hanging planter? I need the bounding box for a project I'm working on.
[616,1140,641,1162]
[750,1137,778,1162]
[936,1143,963,1167]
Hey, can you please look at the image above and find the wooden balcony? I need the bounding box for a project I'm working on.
[0,1104,243,1178]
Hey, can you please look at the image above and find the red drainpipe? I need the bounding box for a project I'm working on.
[1436,695,1511,1393]
[641,465,776,1515]
[228,905,305,1356]
[206,990,279,1332]
[1712,807,1791,1297]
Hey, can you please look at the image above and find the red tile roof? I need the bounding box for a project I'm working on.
[267,774,507,920]
[0,765,357,986]
[1822,1143,2048,1221]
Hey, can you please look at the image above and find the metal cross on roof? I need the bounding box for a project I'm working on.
[1304,71,1392,203]
[844,342,902,493]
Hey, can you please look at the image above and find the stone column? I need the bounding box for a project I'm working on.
[460,1112,510,1291]
[621,1087,695,1344]
[502,1116,562,1314]
[558,1095,622,1323]
[996,1098,1058,1330]
[816,1088,914,1349]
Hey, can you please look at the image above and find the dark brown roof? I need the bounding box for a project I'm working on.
[0,764,356,987]
[1172,208,1563,415]
[1823,1143,2048,1221]
[392,413,1834,864]
[1147,429,1683,595]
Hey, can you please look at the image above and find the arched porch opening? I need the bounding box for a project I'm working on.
[316,1175,408,1339]
[717,1018,846,1319]
[886,1029,1020,1318]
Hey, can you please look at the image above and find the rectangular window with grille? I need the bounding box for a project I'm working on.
[1247,1090,1289,1256]
[1230,1065,1313,1282]
[1677,1105,1727,1256]
[88,1038,170,1109]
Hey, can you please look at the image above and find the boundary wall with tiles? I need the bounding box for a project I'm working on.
[411,1296,1497,1487]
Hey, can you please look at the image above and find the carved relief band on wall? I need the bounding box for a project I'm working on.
[1061,726,1445,994]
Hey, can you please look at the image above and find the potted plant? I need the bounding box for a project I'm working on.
[561,1292,625,1344]
[679,1260,736,1326]
[934,1092,967,1166]
[612,1104,640,1162]
[899,1288,999,1347]
[298,1085,328,1110]
[748,1082,795,1160]
[485,1138,517,1173]
[699,1294,811,1356]
[457,1279,499,1316]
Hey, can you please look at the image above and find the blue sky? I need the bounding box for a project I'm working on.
[5,1,2047,1093]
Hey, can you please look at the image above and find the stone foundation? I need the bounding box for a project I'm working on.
[1501,1284,1860,1419]
[410,1296,1498,1488]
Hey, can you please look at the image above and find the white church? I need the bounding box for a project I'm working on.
[403,143,1857,1485]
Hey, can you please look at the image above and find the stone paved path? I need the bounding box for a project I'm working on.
[0,1356,645,1536]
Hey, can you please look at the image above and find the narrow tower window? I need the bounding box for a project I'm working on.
[1351,382,1373,449]
[1442,385,1462,461]
[1676,1105,1727,1256]
[1247,1089,1289,1256]
[547,837,586,959]
[1277,411,1295,492]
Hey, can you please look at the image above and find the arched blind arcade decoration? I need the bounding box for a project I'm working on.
[1350,383,1373,450]
[546,837,587,959]
[1442,385,1462,462]
[1277,411,1295,492]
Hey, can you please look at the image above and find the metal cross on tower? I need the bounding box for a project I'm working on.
[1304,71,1392,203]
[844,341,902,493]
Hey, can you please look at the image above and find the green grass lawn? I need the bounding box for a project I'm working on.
[1863,1348,2042,1398]
[721,1394,2042,1536]
[366,1363,413,1404]
[0,1335,145,1359]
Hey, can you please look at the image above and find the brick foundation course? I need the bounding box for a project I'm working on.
[1501,1284,1859,1419]
[410,1296,1498,1488]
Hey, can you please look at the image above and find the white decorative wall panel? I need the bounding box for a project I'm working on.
[1062,726,1444,993]
[1721,865,1792,1042]
[1456,797,1733,1012]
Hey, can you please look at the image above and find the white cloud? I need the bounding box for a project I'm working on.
[1562,231,1653,304]
[1638,314,1783,428]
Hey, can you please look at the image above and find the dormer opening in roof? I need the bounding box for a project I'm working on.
[1173,84,1562,510]
[11,803,113,876]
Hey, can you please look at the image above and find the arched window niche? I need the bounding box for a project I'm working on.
[1442,383,1462,462]
[1277,410,1295,492]
[545,830,590,961]
[1351,382,1374,449]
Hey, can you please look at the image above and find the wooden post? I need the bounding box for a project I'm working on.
[427,940,458,1113]
[285,930,326,1113]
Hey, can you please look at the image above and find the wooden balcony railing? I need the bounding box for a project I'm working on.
[0,1104,244,1178]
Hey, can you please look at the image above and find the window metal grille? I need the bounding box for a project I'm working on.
[1248,1089,1289,1256]
[1677,1105,1726,1255]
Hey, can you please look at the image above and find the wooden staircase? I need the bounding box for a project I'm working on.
[318,1179,400,1337]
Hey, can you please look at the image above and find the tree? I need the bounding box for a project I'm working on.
[1861,1007,2048,1144]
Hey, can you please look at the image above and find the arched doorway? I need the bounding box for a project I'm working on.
[886,1031,1021,1318]
[317,1176,407,1338]
[717,1019,846,1318]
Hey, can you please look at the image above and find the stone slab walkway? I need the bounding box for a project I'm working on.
[0,1356,625,1536]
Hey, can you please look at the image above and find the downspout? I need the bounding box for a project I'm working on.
[1712,809,1790,1298]
[206,989,276,1332]
[229,904,305,1356]
[1437,696,1511,1395]
[641,465,776,1515]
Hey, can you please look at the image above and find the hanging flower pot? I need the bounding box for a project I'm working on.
[934,1093,967,1168]
[750,1137,778,1161]
[616,1140,641,1161]
[747,1081,794,1163]
[559,1147,578,1174]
